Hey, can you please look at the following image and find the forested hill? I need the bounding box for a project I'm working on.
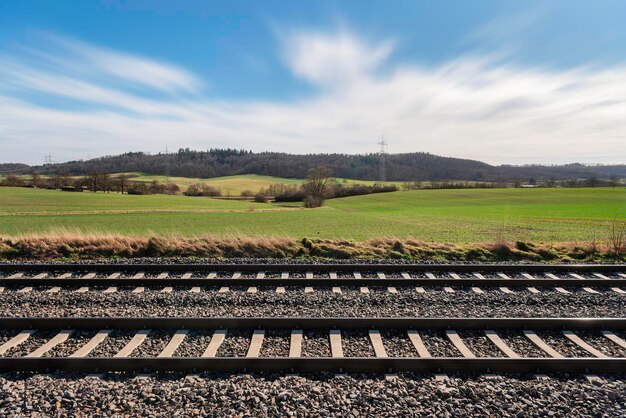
[14,149,626,182]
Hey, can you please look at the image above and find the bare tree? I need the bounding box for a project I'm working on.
[117,174,130,194]
[304,166,333,208]
[31,173,41,188]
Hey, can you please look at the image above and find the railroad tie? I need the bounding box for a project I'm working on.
[377,272,386,280]
[206,272,217,279]
[498,273,513,280]
[368,330,388,358]
[8,273,24,279]
[107,272,121,279]
[281,272,289,279]
[46,286,61,293]
[218,287,229,293]
[527,287,541,294]
[425,273,437,280]
[17,287,32,293]
[306,272,313,279]
[114,330,151,357]
[523,331,563,358]
[289,330,303,357]
[58,273,72,279]
[360,287,370,294]
[546,273,561,280]
[257,272,266,279]
[158,330,189,357]
[70,330,111,357]
[246,330,265,357]
[276,287,286,294]
[161,287,173,293]
[0,330,35,355]
[190,287,201,293]
[449,273,462,280]
[132,272,145,279]
[471,287,484,294]
[582,287,599,294]
[157,272,169,279]
[103,287,117,293]
[407,330,431,357]
[329,330,343,358]
[304,287,314,293]
[181,272,193,279]
[232,272,242,279]
[499,287,514,294]
[415,287,426,293]
[75,286,90,293]
[329,272,337,280]
[202,330,227,357]
[247,287,258,294]
[332,287,342,294]
[26,330,73,357]
[353,272,362,279]
[132,287,145,293]
[82,273,97,279]
[446,330,476,358]
[444,287,455,293]
[473,273,487,280]
[562,331,607,358]
[554,287,571,294]
[387,287,398,294]
[484,330,520,358]
[601,330,626,350]
[33,273,48,279]
[569,273,586,280]
[593,273,611,280]
[0,287,4,293]
[401,272,411,279]
[611,288,626,294]
[619,273,626,278]
[521,273,536,280]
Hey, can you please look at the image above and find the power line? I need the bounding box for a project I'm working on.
[43,153,56,165]
[378,136,388,182]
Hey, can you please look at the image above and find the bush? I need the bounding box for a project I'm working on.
[184,183,221,197]
[304,195,324,208]
[254,194,269,203]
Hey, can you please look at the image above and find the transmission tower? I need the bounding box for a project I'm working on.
[378,137,388,182]
[43,153,56,165]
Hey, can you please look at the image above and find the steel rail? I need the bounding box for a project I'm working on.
[0,277,624,287]
[0,317,624,330]
[0,263,624,274]
[1,357,623,374]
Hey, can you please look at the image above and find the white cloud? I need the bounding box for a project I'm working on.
[1,31,626,166]
[280,29,393,86]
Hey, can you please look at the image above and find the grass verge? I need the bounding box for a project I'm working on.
[0,231,624,262]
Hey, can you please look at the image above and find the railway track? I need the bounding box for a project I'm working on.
[0,263,625,289]
[0,317,624,374]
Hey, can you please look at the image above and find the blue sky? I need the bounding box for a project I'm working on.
[1,0,626,165]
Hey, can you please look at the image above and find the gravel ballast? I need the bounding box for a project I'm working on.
[0,373,624,417]
[0,286,623,318]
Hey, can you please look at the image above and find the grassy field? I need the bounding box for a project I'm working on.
[123,172,401,193]
[123,173,304,194]
[0,186,624,243]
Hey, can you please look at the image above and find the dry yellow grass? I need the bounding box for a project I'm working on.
[0,229,623,262]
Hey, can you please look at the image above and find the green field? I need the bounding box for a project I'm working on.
[0,187,624,242]
[123,173,304,194]
[123,172,397,193]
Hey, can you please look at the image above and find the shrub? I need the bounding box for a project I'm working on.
[254,194,269,203]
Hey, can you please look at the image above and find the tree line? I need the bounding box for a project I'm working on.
[15,148,626,183]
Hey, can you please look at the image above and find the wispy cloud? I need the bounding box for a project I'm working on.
[1,31,625,165]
